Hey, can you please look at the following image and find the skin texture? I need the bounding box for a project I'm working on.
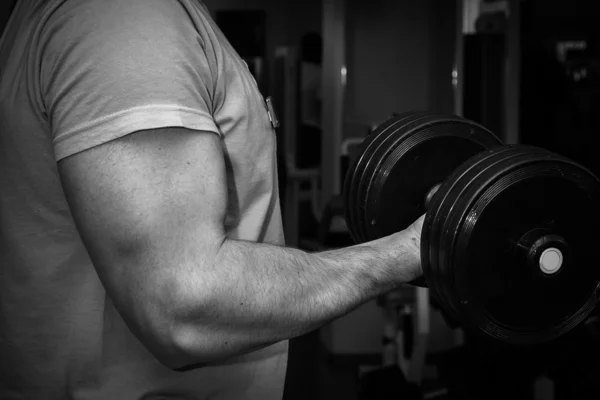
[58,127,424,369]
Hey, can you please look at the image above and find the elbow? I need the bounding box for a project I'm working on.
[141,312,214,370]
[120,250,232,369]
[151,320,227,370]
[150,336,207,371]
[105,234,229,369]
[132,306,195,370]
[140,279,225,370]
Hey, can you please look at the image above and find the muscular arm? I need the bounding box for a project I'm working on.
[58,127,422,369]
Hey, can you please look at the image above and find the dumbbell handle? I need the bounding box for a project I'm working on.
[406,184,442,288]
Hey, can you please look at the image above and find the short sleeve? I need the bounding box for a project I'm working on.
[39,0,220,161]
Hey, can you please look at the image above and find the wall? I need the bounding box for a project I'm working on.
[204,0,322,49]
[344,0,456,139]
[345,0,432,127]
[202,0,321,95]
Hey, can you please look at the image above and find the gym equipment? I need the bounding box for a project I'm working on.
[344,112,502,243]
[343,112,600,344]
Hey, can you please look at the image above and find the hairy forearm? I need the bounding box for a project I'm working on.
[167,232,418,365]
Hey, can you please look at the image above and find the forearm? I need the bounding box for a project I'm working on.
[168,231,418,365]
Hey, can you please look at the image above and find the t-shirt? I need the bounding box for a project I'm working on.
[0,0,288,399]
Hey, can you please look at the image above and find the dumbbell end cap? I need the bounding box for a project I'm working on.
[539,248,563,274]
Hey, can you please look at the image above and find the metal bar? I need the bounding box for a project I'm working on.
[321,0,346,208]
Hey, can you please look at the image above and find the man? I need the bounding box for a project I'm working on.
[0,0,424,399]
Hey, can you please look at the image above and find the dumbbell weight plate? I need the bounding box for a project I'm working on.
[423,146,523,322]
[356,113,442,243]
[353,113,501,243]
[343,112,502,289]
[437,145,600,344]
[344,112,422,243]
[344,113,403,242]
[345,112,437,243]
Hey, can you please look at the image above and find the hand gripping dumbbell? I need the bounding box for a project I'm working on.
[343,112,600,344]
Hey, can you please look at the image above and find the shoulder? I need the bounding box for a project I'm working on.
[40,0,210,51]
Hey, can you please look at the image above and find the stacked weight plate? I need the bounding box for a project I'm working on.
[344,112,502,243]
[343,111,600,344]
[425,145,600,344]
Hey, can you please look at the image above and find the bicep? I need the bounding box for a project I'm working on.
[58,127,227,309]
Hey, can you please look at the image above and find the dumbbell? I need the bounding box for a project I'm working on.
[343,111,600,344]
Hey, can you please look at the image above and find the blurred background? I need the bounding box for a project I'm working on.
[2,0,599,398]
